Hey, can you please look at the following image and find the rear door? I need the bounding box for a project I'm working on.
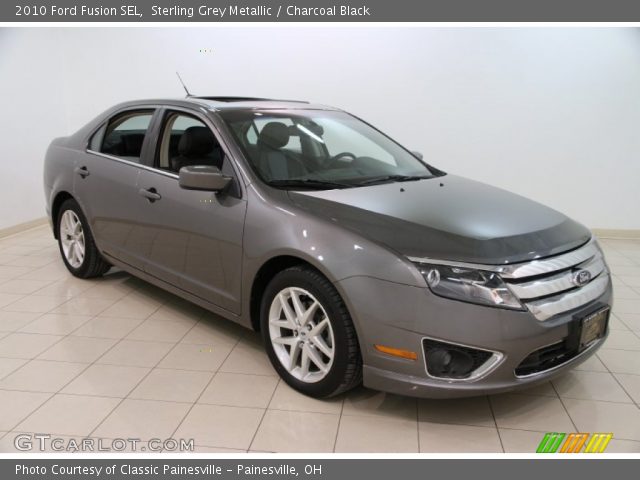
[135,109,247,314]
[77,108,158,270]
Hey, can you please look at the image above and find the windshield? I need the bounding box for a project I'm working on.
[219,109,441,189]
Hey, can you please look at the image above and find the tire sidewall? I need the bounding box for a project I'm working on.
[260,268,353,398]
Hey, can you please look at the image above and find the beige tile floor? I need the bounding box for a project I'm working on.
[0,225,639,453]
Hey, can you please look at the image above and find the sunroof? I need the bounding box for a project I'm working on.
[194,96,309,104]
[194,96,272,102]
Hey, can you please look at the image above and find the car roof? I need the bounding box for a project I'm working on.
[115,97,341,112]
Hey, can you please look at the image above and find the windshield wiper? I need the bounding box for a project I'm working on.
[268,179,352,190]
[354,174,432,186]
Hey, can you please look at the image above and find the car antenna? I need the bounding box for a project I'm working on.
[176,72,192,97]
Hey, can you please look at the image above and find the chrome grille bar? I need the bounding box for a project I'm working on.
[525,274,610,321]
[506,254,606,301]
[502,239,611,321]
[497,239,599,279]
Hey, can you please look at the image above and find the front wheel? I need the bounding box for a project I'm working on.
[56,198,110,278]
[260,265,362,398]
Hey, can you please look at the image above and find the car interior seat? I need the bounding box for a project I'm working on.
[171,126,224,172]
[256,122,306,181]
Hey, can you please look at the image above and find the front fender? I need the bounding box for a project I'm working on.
[239,185,424,325]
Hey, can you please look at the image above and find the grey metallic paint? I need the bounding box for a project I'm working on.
[43,97,612,398]
[289,175,592,265]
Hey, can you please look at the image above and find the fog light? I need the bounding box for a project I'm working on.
[423,339,495,380]
[425,348,475,379]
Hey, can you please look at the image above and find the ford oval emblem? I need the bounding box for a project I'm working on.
[572,269,592,287]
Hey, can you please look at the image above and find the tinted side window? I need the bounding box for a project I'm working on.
[98,110,154,162]
[157,111,225,173]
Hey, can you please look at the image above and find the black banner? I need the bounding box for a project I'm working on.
[5,0,640,22]
[3,459,640,480]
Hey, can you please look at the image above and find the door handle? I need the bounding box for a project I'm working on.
[139,187,161,203]
[74,166,90,178]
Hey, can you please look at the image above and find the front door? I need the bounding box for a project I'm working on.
[136,110,246,314]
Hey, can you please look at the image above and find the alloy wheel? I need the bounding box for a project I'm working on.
[268,287,335,383]
[59,210,85,268]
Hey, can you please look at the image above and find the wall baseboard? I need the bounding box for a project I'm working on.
[592,228,640,240]
[0,217,49,239]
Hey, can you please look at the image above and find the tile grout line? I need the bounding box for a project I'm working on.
[2,288,169,435]
[0,280,126,368]
[486,395,506,453]
[549,381,579,433]
[164,325,245,453]
[84,295,185,439]
[0,358,31,383]
[597,351,639,409]
[0,392,55,441]
[246,371,283,453]
[414,397,420,454]
[0,294,123,433]
[333,392,346,453]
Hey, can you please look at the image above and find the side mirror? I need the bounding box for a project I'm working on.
[178,165,231,192]
[412,151,424,160]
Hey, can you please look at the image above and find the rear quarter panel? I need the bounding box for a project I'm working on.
[43,138,78,229]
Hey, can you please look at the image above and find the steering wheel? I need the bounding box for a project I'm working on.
[325,152,357,169]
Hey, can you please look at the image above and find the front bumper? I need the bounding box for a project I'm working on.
[336,275,612,398]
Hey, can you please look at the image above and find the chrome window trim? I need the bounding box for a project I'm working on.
[408,238,598,279]
[85,149,179,180]
[420,335,504,383]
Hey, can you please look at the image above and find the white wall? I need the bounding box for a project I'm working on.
[1,27,639,230]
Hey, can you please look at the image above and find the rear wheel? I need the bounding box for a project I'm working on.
[260,265,362,398]
[56,199,110,278]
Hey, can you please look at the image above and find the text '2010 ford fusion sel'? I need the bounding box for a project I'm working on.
[43,96,612,398]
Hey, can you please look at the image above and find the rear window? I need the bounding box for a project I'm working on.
[90,110,154,162]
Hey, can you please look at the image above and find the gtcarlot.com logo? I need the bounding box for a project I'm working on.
[14,434,194,452]
[536,432,613,453]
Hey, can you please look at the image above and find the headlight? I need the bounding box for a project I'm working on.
[415,263,524,310]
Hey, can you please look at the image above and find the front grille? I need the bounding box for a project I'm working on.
[515,341,578,377]
[501,239,610,321]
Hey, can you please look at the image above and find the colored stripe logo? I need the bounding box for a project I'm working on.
[536,432,612,453]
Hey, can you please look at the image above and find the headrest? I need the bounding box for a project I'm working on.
[258,122,289,149]
[178,126,216,158]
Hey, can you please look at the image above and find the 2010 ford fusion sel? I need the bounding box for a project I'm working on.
[43,97,612,398]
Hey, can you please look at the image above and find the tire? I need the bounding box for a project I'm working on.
[56,198,111,279]
[260,265,362,398]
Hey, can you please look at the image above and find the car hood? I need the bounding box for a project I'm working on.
[287,175,592,265]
